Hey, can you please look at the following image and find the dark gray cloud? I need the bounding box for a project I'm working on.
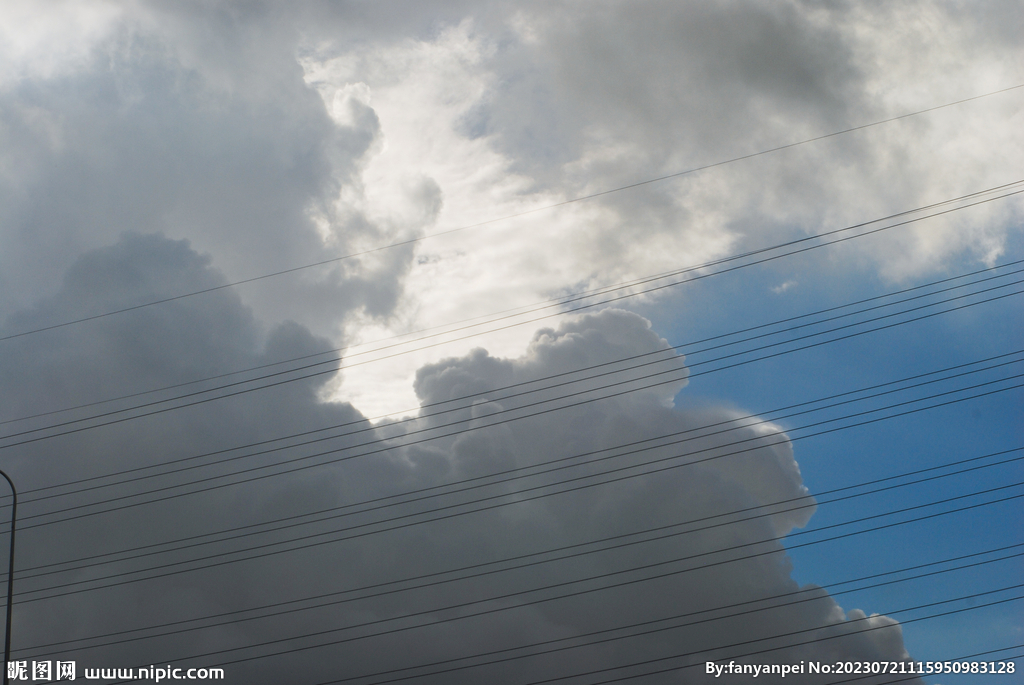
[0,1,429,337]
[1,237,919,682]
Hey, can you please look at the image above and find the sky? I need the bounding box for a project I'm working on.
[0,1,1021,684]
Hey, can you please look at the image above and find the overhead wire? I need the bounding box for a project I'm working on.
[233,547,1024,685]
[15,451,1024,608]
[3,182,1021,456]
[13,352,1023,579]
[17,452,1023,659]
[324,641,1024,685]
[510,592,1024,685]
[4,231,1015,671]
[12,268,1024,527]
[21,472,1024,669]
[83,545,1024,682]
[97,599,1024,685]
[25,550,1024,680]
[307,556,1024,685]
[3,84,1020,346]
[15,402,1020,586]
[4,241,1021,473]
[13,357,1023,581]
[3,250,1021,450]
[13,341,1022,541]
[13,256,1023,518]
[2,356,1015,651]
[9,353,1021,596]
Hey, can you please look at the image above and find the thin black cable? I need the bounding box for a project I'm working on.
[15,436,1022,613]
[8,191,1020,440]
[15,360,1021,582]
[33,491,1024,673]
[15,277,1024,528]
[21,518,1022,657]
[18,300,1024,542]
[16,318,1020,541]
[5,247,1021,440]
[2,218,1015,647]
[8,87,1024,679]
[14,371,1022,583]
[17,259,1023,510]
[102,578,1024,683]
[329,643,1024,685]
[210,546,1024,685]
[15,353,1020,589]
[512,592,1024,685]
[309,554,1024,685]
[7,251,1020,462]
[18,411,1019,587]
[16,474,1024,620]
[3,85,1020,345]
[18,454,1024,602]
[12,337,1019,540]
[13,354,1022,583]
[3,185,1021,457]
[7,250,1021,469]
[20,479,1022,664]
[25,532,1024,659]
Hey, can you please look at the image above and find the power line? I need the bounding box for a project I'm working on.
[2,253,1018,438]
[15,259,1021,515]
[14,363,1021,576]
[14,276,1024,527]
[2,182,1019,443]
[15,342,1021,539]
[6,249,1021,466]
[16,353,1021,580]
[224,546,1024,685]
[18,459,1022,660]
[4,183,1020,456]
[512,591,1024,685]
[14,337,1015,671]
[97,571,1024,683]
[4,253,1020,466]
[14,359,1021,581]
[16,469,1024,616]
[3,85,1020,346]
[319,558,1024,685]
[18,405,1019,586]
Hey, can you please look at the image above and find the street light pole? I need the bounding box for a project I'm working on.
[0,470,15,685]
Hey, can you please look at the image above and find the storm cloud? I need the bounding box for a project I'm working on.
[3,239,917,682]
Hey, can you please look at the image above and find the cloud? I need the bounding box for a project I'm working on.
[2,2,1019,418]
[0,1,434,342]
[2,239,919,682]
[772,280,798,294]
[0,3,1016,681]
[288,0,1024,414]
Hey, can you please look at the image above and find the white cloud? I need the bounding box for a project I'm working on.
[0,0,121,86]
[290,1,1024,414]
[773,280,798,294]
